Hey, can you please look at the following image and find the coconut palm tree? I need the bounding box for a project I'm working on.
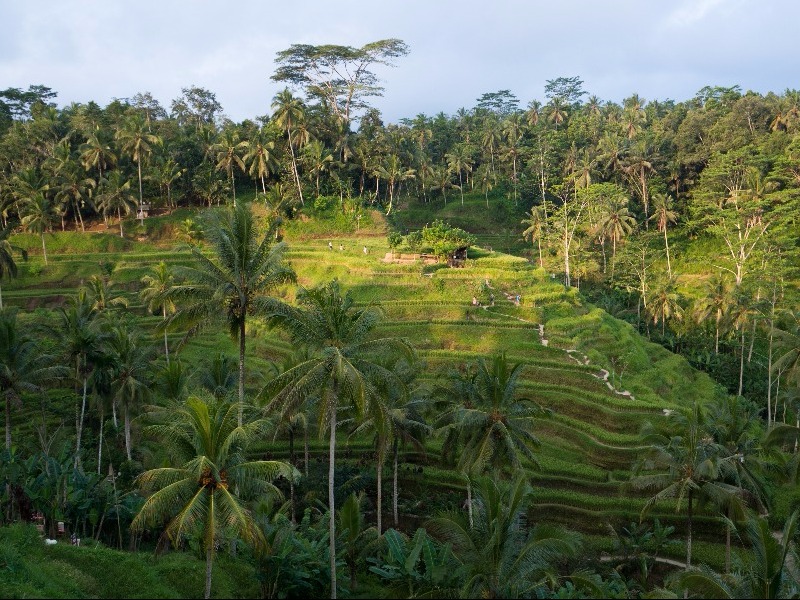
[79,128,117,181]
[446,145,473,206]
[521,204,548,268]
[272,89,306,205]
[649,193,678,277]
[694,273,735,354]
[108,322,154,461]
[647,275,683,337]
[0,310,65,450]
[597,195,636,279]
[376,154,415,216]
[140,262,176,364]
[427,476,580,598]
[0,224,27,310]
[116,113,160,223]
[56,289,104,466]
[265,280,414,599]
[436,353,545,528]
[211,128,248,207]
[243,128,276,199]
[131,395,296,599]
[430,165,456,205]
[678,511,799,599]
[302,139,334,199]
[167,202,295,426]
[96,171,137,238]
[632,402,741,569]
[20,192,56,266]
[707,395,769,571]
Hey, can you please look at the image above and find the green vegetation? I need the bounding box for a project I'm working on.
[0,46,798,600]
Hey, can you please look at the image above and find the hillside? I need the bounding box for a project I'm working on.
[4,206,728,562]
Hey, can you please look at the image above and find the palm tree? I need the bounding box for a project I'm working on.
[679,511,799,599]
[211,128,248,207]
[446,145,473,206]
[597,195,636,279]
[272,89,306,205]
[649,193,678,277]
[632,402,741,569]
[376,154,415,216]
[0,310,65,449]
[430,165,456,204]
[109,323,154,461]
[338,492,378,591]
[84,275,129,314]
[265,280,414,599]
[79,128,117,181]
[140,262,177,364]
[56,289,104,466]
[151,156,184,210]
[427,476,580,598]
[521,204,547,268]
[20,192,56,265]
[243,128,276,199]
[167,202,295,426]
[694,273,734,354]
[116,113,160,224]
[707,395,769,571]
[647,275,683,337]
[97,171,137,238]
[131,395,296,599]
[0,224,27,310]
[302,139,334,199]
[437,353,545,528]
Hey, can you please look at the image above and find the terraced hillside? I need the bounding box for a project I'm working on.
[5,208,729,565]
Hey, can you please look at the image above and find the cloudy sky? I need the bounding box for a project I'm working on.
[1,0,797,123]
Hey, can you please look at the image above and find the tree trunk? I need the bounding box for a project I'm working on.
[328,403,338,600]
[0,282,3,311]
[392,438,399,527]
[304,428,309,477]
[664,227,672,278]
[124,404,132,462]
[289,428,296,523]
[230,168,236,208]
[75,376,88,468]
[684,491,693,599]
[118,207,124,238]
[205,543,213,600]
[537,238,543,268]
[767,316,775,426]
[5,395,10,450]
[466,477,473,529]
[287,129,304,206]
[41,233,48,266]
[97,412,104,476]
[137,160,144,226]
[238,319,246,427]
[163,306,170,365]
[738,329,745,397]
[376,452,383,534]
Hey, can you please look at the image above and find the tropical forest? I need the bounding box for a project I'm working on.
[1,38,800,599]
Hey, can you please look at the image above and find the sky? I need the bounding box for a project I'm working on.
[1,0,798,124]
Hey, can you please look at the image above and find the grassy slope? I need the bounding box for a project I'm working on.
[5,198,731,574]
[0,525,257,599]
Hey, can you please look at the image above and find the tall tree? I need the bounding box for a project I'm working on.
[167,203,295,426]
[0,224,27,310]
[272,39,409,126]
[140,262,177,364]
[0,310,64,450]
[131,395,296,600]
[271,89,306,206]
[211,128,248,207]
[20,192,56,266]
[649,193,678,277]
[265,281,414,599]
[116,113,160,224]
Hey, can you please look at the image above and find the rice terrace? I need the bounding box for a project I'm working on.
[1,13,800,600]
